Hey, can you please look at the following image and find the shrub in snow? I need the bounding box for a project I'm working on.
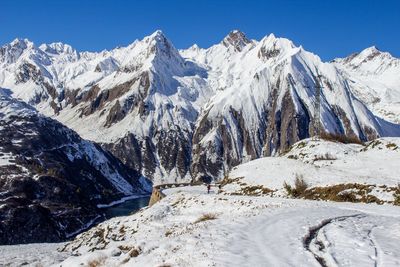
[283,174,308,198]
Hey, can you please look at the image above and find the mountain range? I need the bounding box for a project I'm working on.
[1,30,400,186]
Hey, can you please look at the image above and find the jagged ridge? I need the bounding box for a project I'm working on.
[1,30,400,184]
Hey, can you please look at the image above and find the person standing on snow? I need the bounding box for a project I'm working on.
[207,184,211,194]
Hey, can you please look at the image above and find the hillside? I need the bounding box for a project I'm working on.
[226,137,400,204]
[16,187,399,266]
[0,89,151,244]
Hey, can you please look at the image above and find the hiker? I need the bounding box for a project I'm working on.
[207,184,211,194]
[218,184,222,194]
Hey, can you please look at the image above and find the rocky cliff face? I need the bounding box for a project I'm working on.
[1,31,400,184]
[0,89,151,244]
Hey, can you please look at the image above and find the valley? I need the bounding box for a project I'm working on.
[1,29,400,266]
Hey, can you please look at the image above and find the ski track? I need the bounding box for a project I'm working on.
[217,203,400,267]
[304,214,366,267]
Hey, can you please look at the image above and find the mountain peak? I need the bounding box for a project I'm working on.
[359,46,382,56]
[149,30,165,39]
[364,45,379,52]
[0,38,36,64]
[256,33,297,61]
[39,42,77,55]
[222,30,251,52]
[146,30,171,46]
[261,33,295,48]
[144,30,181,61]
[348,45,395,64]
[189,44,200,50]
[9,38,34,50]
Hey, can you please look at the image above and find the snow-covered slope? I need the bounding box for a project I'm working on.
[0,89,151,244]
[12,189,399,267]
[1,138,399,265]
[227,137,400,203]
[1,31,400,183]
[334,47,400,123]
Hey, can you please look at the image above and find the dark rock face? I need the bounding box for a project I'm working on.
[78,71,150,126]
[155,128,191,179]
[222,30,252,52]
[15,63,42,84]
[0,92,150,245]
[15,63,60,113]
[331,105,363,140]
[102,134,146,176]
[258,45,281,60]
[0,201,63,244]
[103,128,192,183]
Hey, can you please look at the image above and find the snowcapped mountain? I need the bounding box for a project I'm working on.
[1,30,399,184]
[333,46,400,123]
[0,89,151,244]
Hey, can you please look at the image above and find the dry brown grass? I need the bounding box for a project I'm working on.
[283,174,308,198]
[219,176,273,196]
[241,185,273,196]
[87,256,106,267]
[302,183,384,204]
[194,213,217,223]
[314,153,337,161]
[219,177,243,187]
[118,245,132,252]
[283,176,388,204]
[129,247,141,257]
[394,185,400,206]
[165,229,173,237]
[386,142,398,150]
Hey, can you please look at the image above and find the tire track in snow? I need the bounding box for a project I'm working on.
[367,228,379,267]
[303,213,367,267]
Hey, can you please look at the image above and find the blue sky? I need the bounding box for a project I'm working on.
[1,0,399,61]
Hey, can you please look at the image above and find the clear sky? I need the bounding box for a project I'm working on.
[1,0,399,61]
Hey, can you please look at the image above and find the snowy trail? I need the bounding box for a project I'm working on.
[5,189,400,267]
[305,214,367,267]
[218,204,400,267]
[0,243,68,266]
[309,213,400,267]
